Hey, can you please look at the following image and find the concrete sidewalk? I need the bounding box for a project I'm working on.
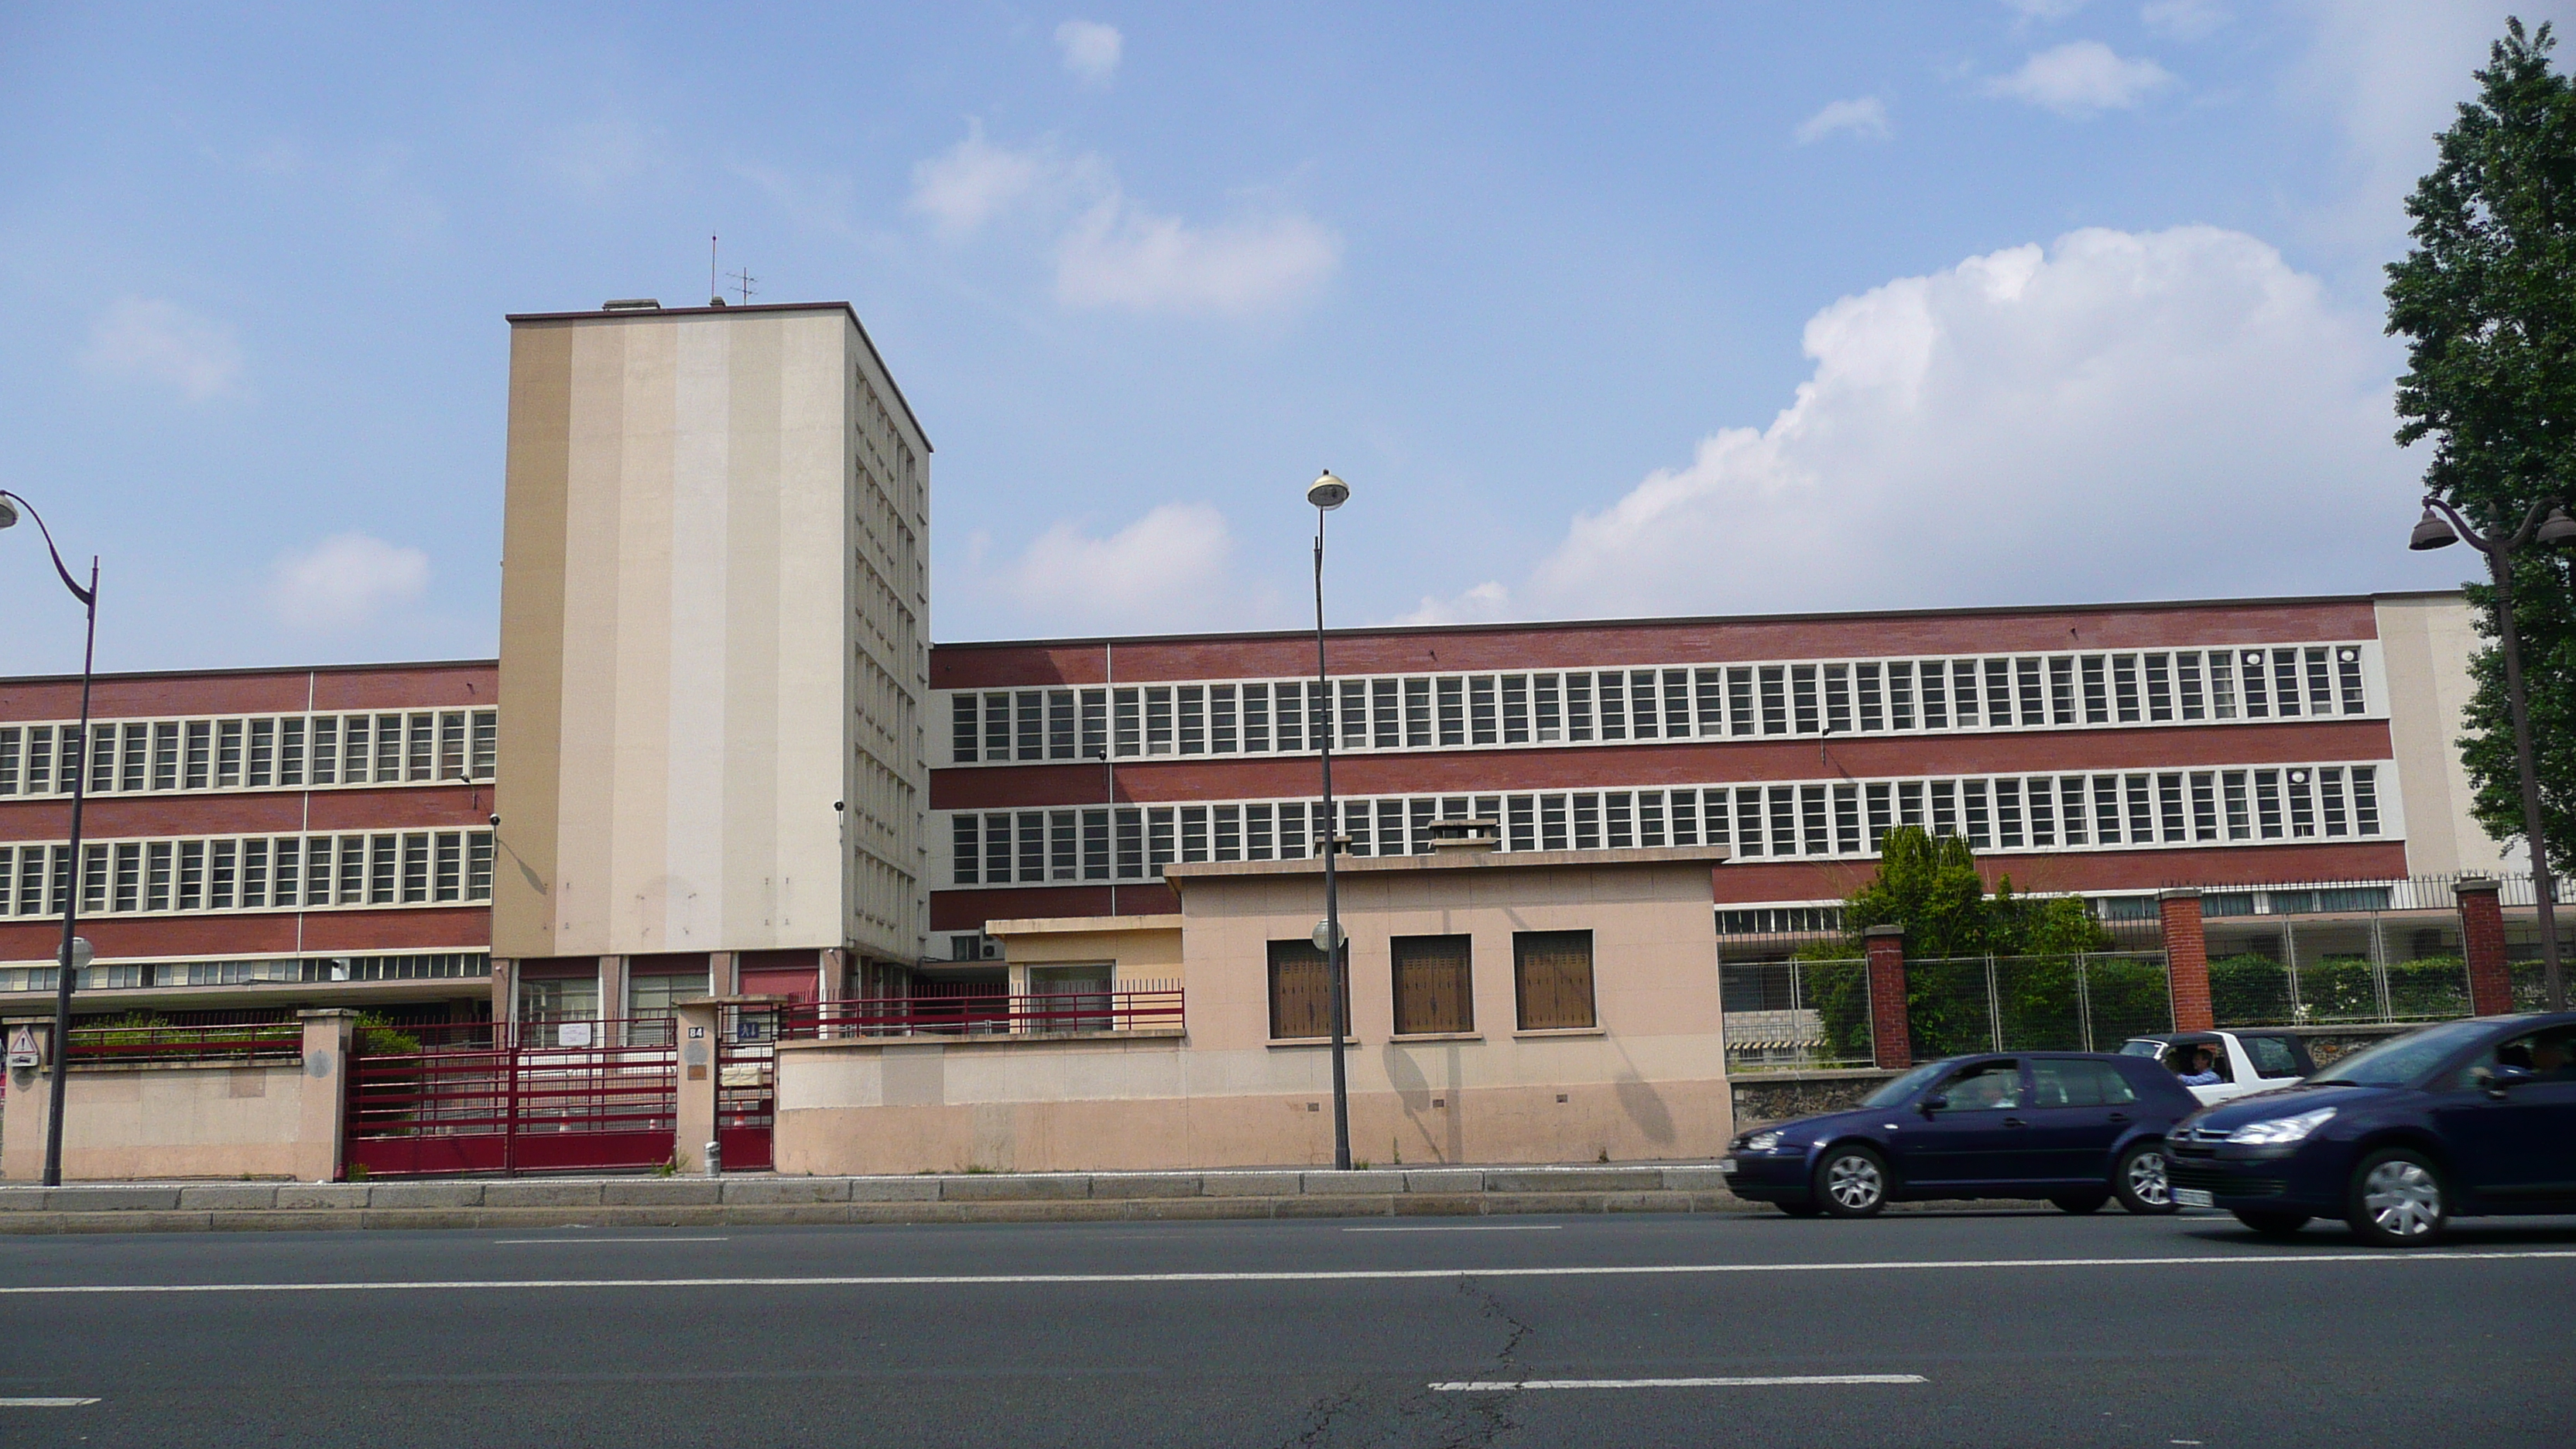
[0,1163,1761,1232]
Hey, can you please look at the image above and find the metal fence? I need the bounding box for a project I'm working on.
[1719,957,1874,1074]
[65,1019,303,1065]
[1905,954,2174,1060]
[782,982,1185,1040]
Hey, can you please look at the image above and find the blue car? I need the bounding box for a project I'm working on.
[1719,1052,2197,1217]
[2166,1011,2576,1246]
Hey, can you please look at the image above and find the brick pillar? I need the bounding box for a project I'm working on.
[1864,924,1910,1070]
[2458,876,2514,1016]
[2160,889,2214,1032]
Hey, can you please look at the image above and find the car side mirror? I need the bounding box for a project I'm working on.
[2476,1064,2536,1098]
[1920,1094,1947,1115]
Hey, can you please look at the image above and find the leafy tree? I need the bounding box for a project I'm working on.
[1803,827,2123,1056]
[2386,17,2576,879]
[1829,827,2112,958]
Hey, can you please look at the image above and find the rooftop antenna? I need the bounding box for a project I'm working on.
[709,235,721,306]
[724,265,758,307]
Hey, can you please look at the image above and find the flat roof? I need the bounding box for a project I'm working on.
[0,590,2471,690]
[0,657,497,690]
[932,589,2465,653]
[502,300,931,452]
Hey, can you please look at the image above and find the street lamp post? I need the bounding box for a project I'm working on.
[2410,494,2576,1011]
[0,491,101,1186]
[1308,470,1353,1170]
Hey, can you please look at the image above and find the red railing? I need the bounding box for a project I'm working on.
[779,983,1184,1040]
[67,1022,303,1065]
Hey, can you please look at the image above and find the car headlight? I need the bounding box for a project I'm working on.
[2225,1106,2336,1146]
[1744,1131,1785,1153]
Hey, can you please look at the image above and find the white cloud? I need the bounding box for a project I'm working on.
[1796,97,1892,144]
[1503,226,2423,621]
[908,124,1059,236]
[2005,0,2090,19]
[992,504,1242,632]
[1056,197,1341,318]
[910,123,1341,318]
[2141,0,2230,39]
[2286,2,2573,253]
[541,116,669,196]
[1055,20,1124,87]
[267,533,431,633]
[1986,40,2176,115]
[80,296,245,401]
[1394,581,1513,627]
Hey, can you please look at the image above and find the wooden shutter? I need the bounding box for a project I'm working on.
[1513,930,1596,1030]
[1392,935,1474,1035]
[1268,940,1340,1040]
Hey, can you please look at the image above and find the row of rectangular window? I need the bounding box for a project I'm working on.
[946,645,2372,765]
[0,709,497,797]
[0,831,496,918]
[941,763,2383,886]
[0,953,490,995]
[1267,930,1595,1039]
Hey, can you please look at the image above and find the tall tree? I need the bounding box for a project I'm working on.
[2386,18,2576,879]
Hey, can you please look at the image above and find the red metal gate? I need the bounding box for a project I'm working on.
[346,1019,678,1177]
[716,1005,776,1172]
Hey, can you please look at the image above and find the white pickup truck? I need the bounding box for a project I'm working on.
[2118,1029,2316,1106]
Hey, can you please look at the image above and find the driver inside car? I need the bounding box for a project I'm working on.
[1944,1064,2021,1111]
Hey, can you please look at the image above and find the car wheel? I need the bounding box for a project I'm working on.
[2346,1147,2446,1248]
[2113,1142,2177,1214]
[2232,1210,2311,1238]
[1776,1201,1823,1218]
[1814,1145,1889,1218]
[2049,1190,2108,1214]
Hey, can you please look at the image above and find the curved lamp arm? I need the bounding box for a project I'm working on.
[0,490,95,607]
[2422,493,2564,558]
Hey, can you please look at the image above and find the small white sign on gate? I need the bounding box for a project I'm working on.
[6,1025,42,1069]
[556,1020,593,1048]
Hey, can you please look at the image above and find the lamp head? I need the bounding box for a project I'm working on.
[2538,507,2576,546]
[67,937,93,971]
[1307,471,1349,511]
[2409,506,2460,551]
[0,495,16,529]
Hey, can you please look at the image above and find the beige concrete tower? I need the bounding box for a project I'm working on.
[492,301,930,1011]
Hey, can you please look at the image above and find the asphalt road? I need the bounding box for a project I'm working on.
[1,1206,2571,1448]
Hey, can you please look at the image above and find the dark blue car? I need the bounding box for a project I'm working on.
[2166,1012,2576,1246]
[1719,1052,2197,1217]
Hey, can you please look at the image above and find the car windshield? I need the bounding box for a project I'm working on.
[2305,1019,2497,1088]
[1861,1061,1950,1108]
[2118,1040,2163,1057]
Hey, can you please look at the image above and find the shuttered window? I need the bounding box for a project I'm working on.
[1514,930,1596,1031]
[1392,934,1474,1036]
[1267,940,1345,1041]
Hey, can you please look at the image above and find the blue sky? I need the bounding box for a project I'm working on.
[0,1,2561,674]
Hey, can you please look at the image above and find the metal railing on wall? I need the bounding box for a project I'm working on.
[1903,954,2175,1060]
[1719,957,1874,1074]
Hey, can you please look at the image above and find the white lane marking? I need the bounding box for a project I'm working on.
[491,1238,732,1245]
[0,1249,2566,1296]
[1434,1375,1925,1392]
[1345,1225,1564,1233]
[0,1398,101,1407]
